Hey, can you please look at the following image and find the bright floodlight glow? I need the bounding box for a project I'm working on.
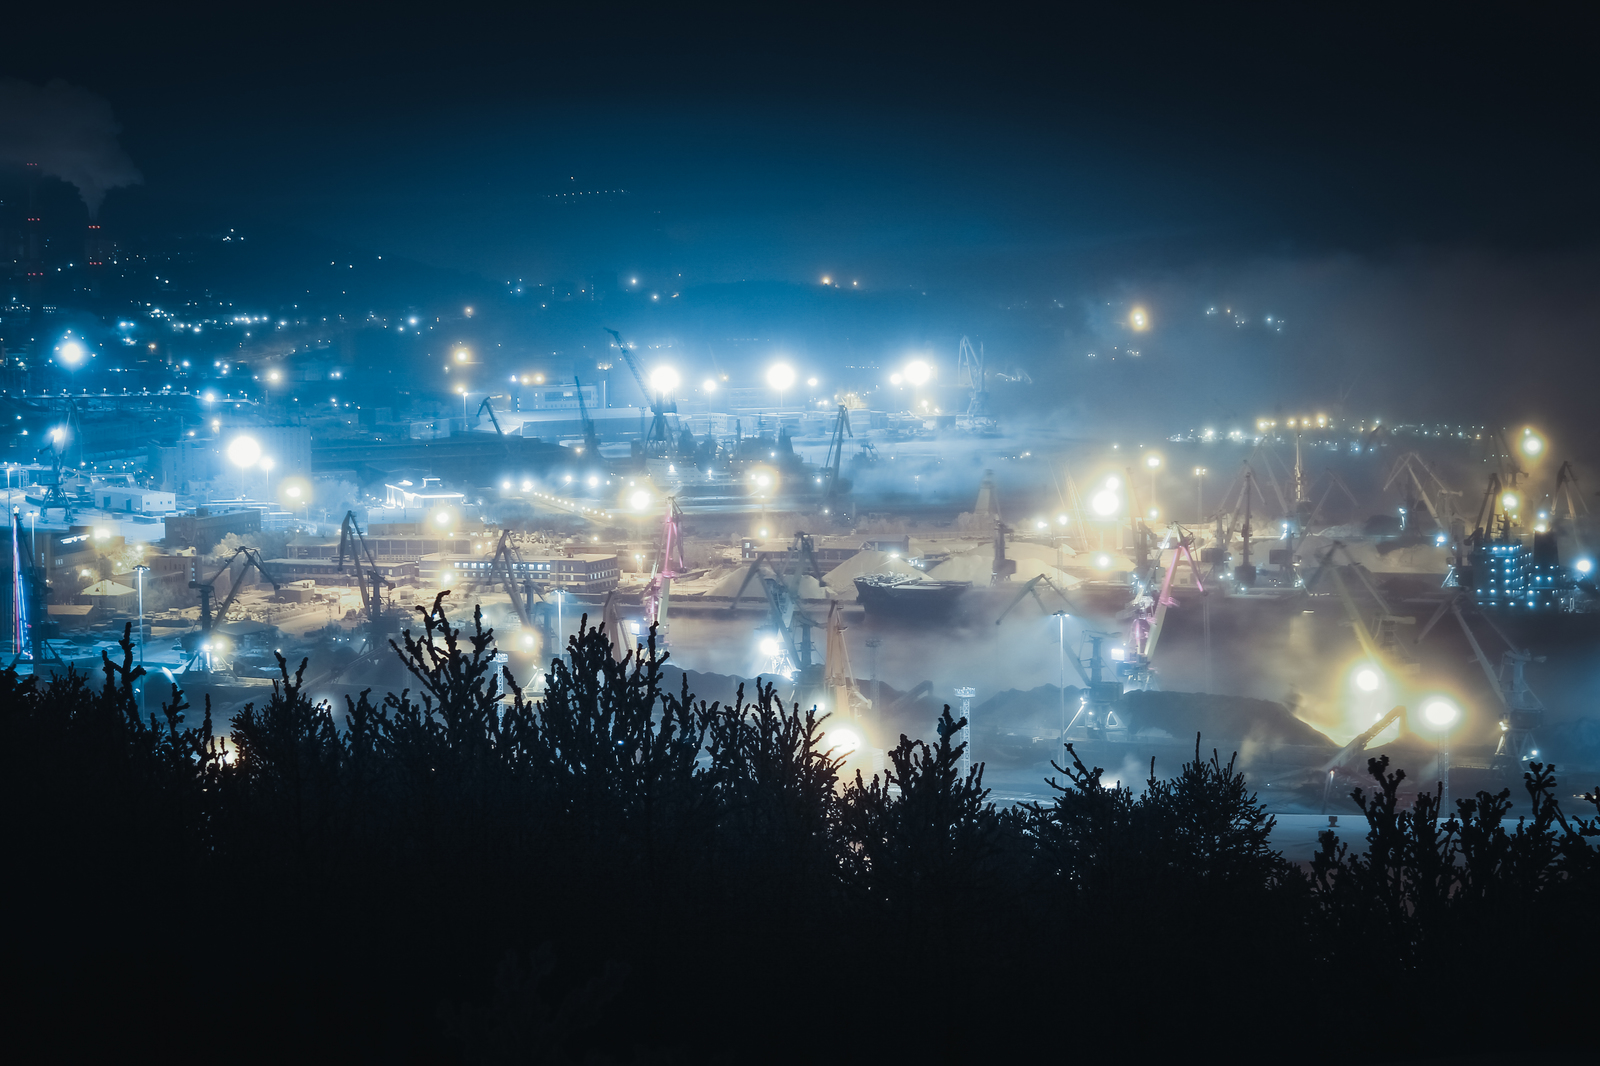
[286,485,301,498]
[1423,699,1460,728]
[903,360,931,386]
[1519,430,1543,457]
[807,376,818,387]
[702,378,718,393]
[1501,492,1520,511]
[58,339,86,365]
[1094,553,1111,569]
[433,511,452,527]
[828,728,862,757]
[50,428,65,444]
[767,363,796,390]
[630,489,652,511]
[226,435,262,468]
[1105,475,1121,490]
[1129,307,1150,331]
[759,637,781,657]
[649,366,680,393]
[1145,453,1162,469]
[1576,558,1593,574]
[454,349,469,362]
[587,475,600,487]
[1090,489,1120,516]
[1354,667,1381,692]
[890,373,903,385]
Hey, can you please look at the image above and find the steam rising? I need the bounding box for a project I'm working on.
[0,79,142,216]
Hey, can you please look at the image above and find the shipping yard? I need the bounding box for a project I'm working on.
[7,315,1596,817]
[12,14,1600,1061]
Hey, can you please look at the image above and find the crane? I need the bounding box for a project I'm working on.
[336,510,393,645]
[994,572,1074,625]
[642,496,686,642]
[727,532,826,687]
[1305,541,1416,673]
[955,335,995,431]
[476,396,511,457]
[185,546,281,670]
[819,405,853,518]
[603,327,676,458]
[573,375,601,456]
[1120,525,1206,691]
[1416,591,1546,766]
[1383,452,1453,531]
[1471,472,1516,544]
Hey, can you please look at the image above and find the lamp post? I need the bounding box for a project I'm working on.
[133,563,150,714]
[1422,698,1461,812]
[767,363,795,409]
[1053,610,1070,741]
[1145,453,1162,514]
[1194,467,1208,522]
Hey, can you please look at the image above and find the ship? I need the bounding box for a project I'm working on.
[853,573,972,619]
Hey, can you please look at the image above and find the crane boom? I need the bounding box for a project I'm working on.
[602,328,652,403]
[476,396,511,456]
[574,376,601,454]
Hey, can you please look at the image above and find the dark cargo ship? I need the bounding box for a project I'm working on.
[854,574,972,619]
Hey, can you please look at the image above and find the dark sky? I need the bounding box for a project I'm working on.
[5,4,1599,437]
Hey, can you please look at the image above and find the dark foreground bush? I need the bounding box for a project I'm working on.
[5,596,1596,1063]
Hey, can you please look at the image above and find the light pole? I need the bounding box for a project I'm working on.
[767,363,795,409]
[458,385,468,421]
[1195,467,1208,521]
[260,456,274,503]
[132,564,149,663]
[1423,698,1461,812]
[1054,611,1070,741]
[1145,452,1162,515]
[133,563,150,714]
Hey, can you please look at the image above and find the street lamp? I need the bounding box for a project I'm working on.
[132,564,150,664]
[133,563,150,713]
[1145,452,1161,511]
[1194,467,1208,520]
[1422,697,1461,811]
[457,384,468,420]
[260,456,274,501]
[767,362,795,407]
[1053,611,1071,742]
[226,434,261,474]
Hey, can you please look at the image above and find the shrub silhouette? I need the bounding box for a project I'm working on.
[4,610,1596,1062]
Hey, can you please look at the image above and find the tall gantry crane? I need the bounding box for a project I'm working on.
[573,375,601,456]
[1305,541,1417,674]
[337,510,393,646]
[819,405,854,518]
[603,327,676,458]
[955,335,994,430]
[642,496,685,642]
[1417,591,1546,766]
[1119,525,1206,691]
[728,531,827,687]
[185,546,281,670]
[476,395,511,457]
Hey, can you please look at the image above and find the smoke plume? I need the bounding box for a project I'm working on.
[0,79,142,216]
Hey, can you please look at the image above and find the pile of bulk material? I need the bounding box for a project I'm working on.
[707,565,835,602]
[821,550,926,600]
[923,541,1083,590]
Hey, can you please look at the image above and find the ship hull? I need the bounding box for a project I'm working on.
[853,578,972,619]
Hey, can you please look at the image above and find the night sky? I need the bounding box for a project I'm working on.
[5,5,1598,440]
